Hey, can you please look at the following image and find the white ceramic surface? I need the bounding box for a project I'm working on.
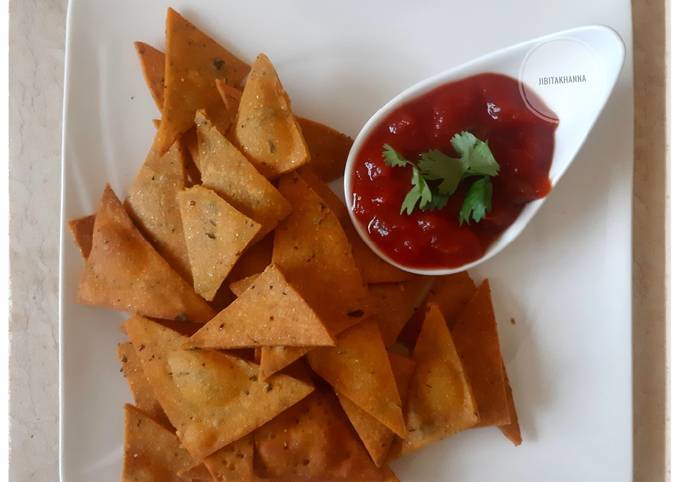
[344,26,625,275]
[59,1,634,481]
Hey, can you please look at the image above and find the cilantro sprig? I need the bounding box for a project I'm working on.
[382,131,499,223]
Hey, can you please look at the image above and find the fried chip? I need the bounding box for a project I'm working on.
[123,404,195,482]
[451,279,511,427]
[125,315,315,460]
[67,214,95,258]
[234,54,309,178]
[297,167,411,284]
[498,363,522,446]
[215,78,242,127]
[297,117,353,182]
[78,185,214,323]
[118,342,169,427]
[226,233,273,283]
[274,173,370,335]
[307,322,406,437]
[177,462,213,481]
[228,273,259,297]
[392,303,479,456]
[125,139,192,281]
[399,271,476,348]
[195,111,291,239]
[155,8,250,152]
[134,41,165,110]
[259,346,310,380]
[253,390,384,481]
[189,264,335,349]
[178,185,261,301]
[388,352,416,401]
[369,277,433,346]
[203,435,254,481]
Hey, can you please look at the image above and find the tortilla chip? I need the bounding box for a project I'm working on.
[125,139,192,281]
[67,214,95,258]
[388,352,416,401]
[297,117,353,182]
[337,394,394,467]
[123,404,195,482]
[369,277,434,346]
[195,111,291,239]
[118,342,169,427]
[178,185,261,301]
[202,435,254,481]
[226,233,273,283]
[176,462,214,481]
[78,185,214,323]
[124,315,315,460]
[392,303,479,456]
[451,279,511,427]
[297,167,411,284]
[215,78,242,127]
[253,390,384,481]
[259,346,310,380]
[498,363,522,446]
[134,41,165,110]
[307,322,406,437]
[399,272,476,348]
[234,54,309,178]
[155,8,250,152]
[189,264,335,349]
[180,128,202,187]
[228,273,259,297]
[274,173,370,335]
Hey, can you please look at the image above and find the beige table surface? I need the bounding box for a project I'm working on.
[8,0,667,480]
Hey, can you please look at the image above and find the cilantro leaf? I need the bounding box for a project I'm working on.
[417,150,465,195]
[401,166,432,215]
[451,131,499,176]
[423,191,449,211]
[459,176,493,224]
[382,144,411,167]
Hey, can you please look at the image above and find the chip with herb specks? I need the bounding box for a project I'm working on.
[124,315,315,460]
[133,41,165,110]
[201,435,254,481]
[178,185,261,301]
[125,139,192,281]
[67,214,95,259]
[188,264,335,349]
[307,322,406,438]
[195,110,291,240]
[155,8,250,153]
[297,116,353,182]
[235,53,309,178]
[78,185,214,323]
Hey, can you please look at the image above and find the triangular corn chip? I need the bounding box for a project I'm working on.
[178,185,261,301]
[274,173,370,335]
[123,404,195,482]
[234,54,309,178]
[499,363,522,446]
[78,185,214,323]
[297,116,353,182]
[253,390,384,481]
[228,273,259,297]
[195,111,291,239]
[307,322,406,437]
[125,140,192,281]
[125,315,315,460]
[215,78,242,127]
[338,354,417,466]
[369,277,433,346]
[451,279,511,427]
[226,233,272,283]
[203,435,254,481]
[188,264,334,349]
[67,214,95,258]
[155,8,250,152]
[393,303,479,456]
[297,167,411,284]
[259,346,309,380]
[118,342,169,427]
[176,462,213,481]
[134,41,165,110]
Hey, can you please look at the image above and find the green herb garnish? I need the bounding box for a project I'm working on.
[382,131,499,223]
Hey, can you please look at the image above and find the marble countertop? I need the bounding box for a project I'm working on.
[8,0,667,480]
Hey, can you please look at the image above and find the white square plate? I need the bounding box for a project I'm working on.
[60,1,634,481]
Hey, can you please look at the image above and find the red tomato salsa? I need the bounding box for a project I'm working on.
[350,73,558,269]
